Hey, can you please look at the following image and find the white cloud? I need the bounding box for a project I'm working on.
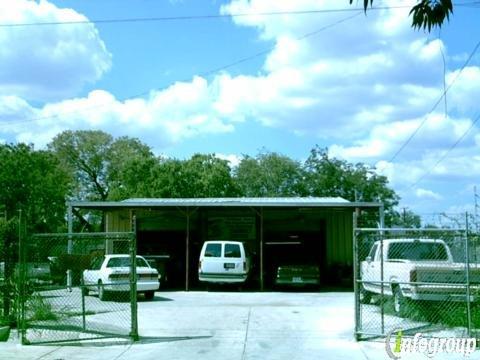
[329,113,476,162]
[0,80,235,148]
[415,188,443,201]
[0,0,479,216]
[215,153,242,167]
[0,0,111,101]
[213,0,452,140]
[3,0,476,152]
[445,67,480,113]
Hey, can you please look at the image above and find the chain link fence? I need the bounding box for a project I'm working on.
[354,226,480,341]
[18,232,141,345]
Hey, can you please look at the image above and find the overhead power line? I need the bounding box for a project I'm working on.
[384,37,480,166]
[0,1,476,28]
[410,112,480,188]
[0,12,361,128]
[0,5,408,28]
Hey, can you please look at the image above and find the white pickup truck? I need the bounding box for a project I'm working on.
[360,238,480,316]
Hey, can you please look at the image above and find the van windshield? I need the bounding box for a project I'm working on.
[205,243,221,257]
[225,244,241,258]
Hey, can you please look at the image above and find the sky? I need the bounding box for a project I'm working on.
[0,0,480,220]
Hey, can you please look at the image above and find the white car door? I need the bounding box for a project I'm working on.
[83,256,104,285]
[362,243,381,292]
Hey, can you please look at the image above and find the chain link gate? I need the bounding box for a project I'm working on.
[354,227,480,341]
[18,232,138,345]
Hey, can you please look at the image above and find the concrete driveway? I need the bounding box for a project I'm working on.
[2,291,478,359]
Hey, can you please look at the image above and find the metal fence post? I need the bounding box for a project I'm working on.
[67,205,73,292]
[380,233,385,336]
[81,276,86,331]
[379,206,385,336]
[465,212,472,337]
[353,209,360,339]
[130,216,139,341]
[17,210,27,344]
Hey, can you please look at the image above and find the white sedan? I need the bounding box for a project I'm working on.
[82,255,159,301]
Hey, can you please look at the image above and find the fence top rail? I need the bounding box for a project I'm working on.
[355,228,466,232]
[32,232,135,238]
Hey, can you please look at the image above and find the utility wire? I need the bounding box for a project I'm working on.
[410,112,480,188]
[439,29,448,121]
[0,12,362,128]
[0,5,407,28]
[0,1,476,28]
[382,37,480,167]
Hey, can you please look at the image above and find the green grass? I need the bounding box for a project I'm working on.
[383,297,479,329]
[27,294,58,322]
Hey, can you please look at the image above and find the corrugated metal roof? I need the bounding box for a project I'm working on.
[123,197,349,205]
[69,197,382,209]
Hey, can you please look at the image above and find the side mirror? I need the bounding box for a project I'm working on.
[366,256,372,263]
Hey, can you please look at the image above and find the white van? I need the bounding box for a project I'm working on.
[198,241,250,284]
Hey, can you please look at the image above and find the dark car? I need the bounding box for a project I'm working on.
[274,264,320,288]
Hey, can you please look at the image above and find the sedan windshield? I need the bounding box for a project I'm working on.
[107,257,149,268]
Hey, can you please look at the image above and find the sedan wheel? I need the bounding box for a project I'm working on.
[144,291,155,300]
[98,281,107,301]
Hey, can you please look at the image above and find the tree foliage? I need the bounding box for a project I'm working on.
[351,0,453,31]
[304,147,400,225]
[153,154,240,198]
[390,208,422,228]
[48,130,113,201]
[0,143,70,233]
[234,151,306,197]
[47,130,406,225]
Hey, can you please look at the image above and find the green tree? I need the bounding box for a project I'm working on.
[234,151,306,197]
[0,143,70,233]
[352,0,453,31]
[390,208,422,228]
[48,130,159,201]
[48,130,113,201]
[153,154,239,198]
[106,137,158,200]
[0,217,17,324]
[48,130,159,229]
[304,147,399,225]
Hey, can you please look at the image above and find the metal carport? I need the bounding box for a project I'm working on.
[68,197,382,291]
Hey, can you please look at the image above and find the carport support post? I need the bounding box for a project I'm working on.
[186,208,190,292]
[379,205,385,335]
[260,207,264,291]
[130,213,139,341]
[353,207,360,339]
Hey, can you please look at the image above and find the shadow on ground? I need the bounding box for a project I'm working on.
[37,335,212,347]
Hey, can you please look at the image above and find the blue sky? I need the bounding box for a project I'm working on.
[0,0,480,219]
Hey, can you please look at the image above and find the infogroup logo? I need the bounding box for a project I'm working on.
[385,328,477,359]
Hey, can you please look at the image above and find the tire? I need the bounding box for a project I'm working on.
[81,286,89,297]
[98,281,107,301]
[144,291,155,300]
[359,287,372,304]
[392,285,407,317]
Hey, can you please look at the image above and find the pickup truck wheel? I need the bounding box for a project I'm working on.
[144,291,155,300]
[98,281,107,301]
[393,286,406,317]
[359,288,372,304]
